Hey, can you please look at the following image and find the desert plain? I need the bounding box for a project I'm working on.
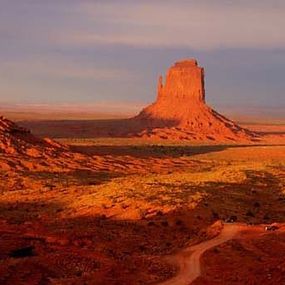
[0,60,285,285]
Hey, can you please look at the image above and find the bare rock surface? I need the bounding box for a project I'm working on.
[0,115,65,156]
[134,59,256,142]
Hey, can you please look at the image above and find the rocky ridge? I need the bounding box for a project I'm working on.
[0,115,64,157]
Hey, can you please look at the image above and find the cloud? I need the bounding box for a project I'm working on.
[1,58,135,81]
[61,0,285,50]
[0,1,284,109]
[1,1,285,51]
[0,101,143,116]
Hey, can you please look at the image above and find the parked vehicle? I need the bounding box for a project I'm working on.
[265,225,279,231]
[225,215,237,223]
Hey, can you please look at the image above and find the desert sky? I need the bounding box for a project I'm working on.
[0,0,284,117]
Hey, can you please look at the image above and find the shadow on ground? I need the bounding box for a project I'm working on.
[23,169,124,187]
[19,118,180,139]
[70,144,231,158]
[0,169,284,284]
[70,144,285,159]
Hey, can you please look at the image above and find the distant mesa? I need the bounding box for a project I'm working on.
[5,58,261,143]
[133,59,257,141]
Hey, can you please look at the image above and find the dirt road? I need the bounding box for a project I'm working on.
[159,224,242,285]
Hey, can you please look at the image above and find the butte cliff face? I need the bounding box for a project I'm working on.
[134,59,255,141]
[137,59,205,124]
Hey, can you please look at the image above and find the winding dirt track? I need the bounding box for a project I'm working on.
[159,224,242,285]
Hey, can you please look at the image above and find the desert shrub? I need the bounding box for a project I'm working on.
[254,201,261,207]
[139,245,146,252]
[156,210,163,216]
[212,211,220,219]
[147,221,155,226]
[139,209,148,219]
[263,213,270,220]
[175,219,183,226]
[161,220,169,227]
[9,246,35,258]
[246,210,255,217]
[230,215,237,222]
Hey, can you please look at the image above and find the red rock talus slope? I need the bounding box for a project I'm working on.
[0,115,64,157]
[134,59,256,142]
[0,115,93,174]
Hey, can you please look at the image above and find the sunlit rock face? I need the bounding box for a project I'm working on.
[156,59,205,107]
[137,59,207,126]
[135,59,255,141]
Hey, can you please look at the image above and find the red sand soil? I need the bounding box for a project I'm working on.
[193,224,285,285]
[1,129,285,284]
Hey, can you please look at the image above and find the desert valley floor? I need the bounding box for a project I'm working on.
[0,120,284,285]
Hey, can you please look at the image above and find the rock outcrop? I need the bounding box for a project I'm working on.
[134,59,256,141]
[0,116,64,156]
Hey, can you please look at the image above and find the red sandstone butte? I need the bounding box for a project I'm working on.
[134,59,256,141]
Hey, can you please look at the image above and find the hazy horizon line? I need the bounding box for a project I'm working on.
[1,101,284,125]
